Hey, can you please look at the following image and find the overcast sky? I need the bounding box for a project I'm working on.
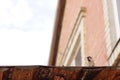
[0,0,58,65]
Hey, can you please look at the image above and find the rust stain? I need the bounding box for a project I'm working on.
[0,66,119,80]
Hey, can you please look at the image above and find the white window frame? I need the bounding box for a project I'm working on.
[58,8,86,66]
[104,0,120,66]
[112,0,120,39]
[71,17,85,66]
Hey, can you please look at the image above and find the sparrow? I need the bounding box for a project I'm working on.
[86,56,95,66]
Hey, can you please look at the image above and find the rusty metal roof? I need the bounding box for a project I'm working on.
[0,66,120,80]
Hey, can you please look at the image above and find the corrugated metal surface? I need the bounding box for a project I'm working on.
[0,66,120,80]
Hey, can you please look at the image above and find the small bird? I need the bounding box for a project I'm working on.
[86,56,95,66]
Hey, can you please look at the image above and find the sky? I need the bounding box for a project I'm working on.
[0,0,58,65]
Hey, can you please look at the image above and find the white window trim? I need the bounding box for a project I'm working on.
[104,0,120,66]
[112,0,120,39]
[70,17,85,66]
[58,8,86,66]
[103,0,120,66]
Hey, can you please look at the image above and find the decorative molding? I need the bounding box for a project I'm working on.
[108,38,120,66]
[102,0,111,57]
[58,7,86,66]
[102,0,120,66]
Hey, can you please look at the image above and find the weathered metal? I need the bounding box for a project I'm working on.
[0,66,120,80]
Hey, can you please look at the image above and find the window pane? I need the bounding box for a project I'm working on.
[75,48,81,66]
[116,0,120,25]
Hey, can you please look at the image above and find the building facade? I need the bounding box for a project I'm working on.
[49,0,120,66]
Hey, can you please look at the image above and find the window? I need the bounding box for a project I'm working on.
[104,0,120,65]
[112,0,120,39]
[103,0,120,56]
[70,42,82,66]
[70,17,85,66]
[70,14,85,66]
[74,47,81,66]
[116,0,120,25]
[70,37,81,66]
[59,8,86,66]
